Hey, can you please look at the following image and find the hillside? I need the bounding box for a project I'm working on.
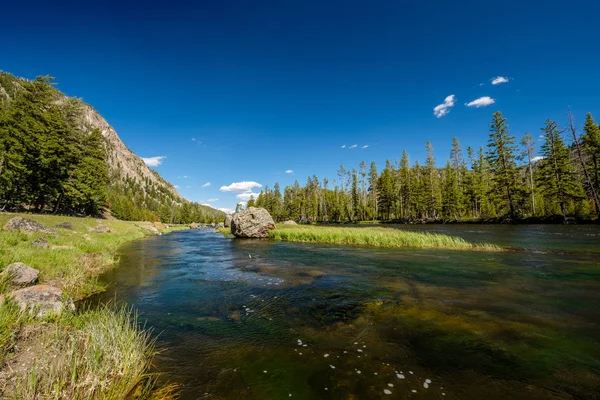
[0,71,224,223]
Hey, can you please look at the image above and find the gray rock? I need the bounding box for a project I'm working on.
[141,225,161,235]
[224,215,232,228]
[3,217,56,235]
[282,220,298,225]
[9,285,74,317]
[231,207,276,238]
[2,262,39,286]
[55,221,73,230]
[31,237,48,248]
[93,224,110,233]
[189,223,199,229]
[216,222,225,229]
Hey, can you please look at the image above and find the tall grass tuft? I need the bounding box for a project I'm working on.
[269,225,502,251]
[5,305,178,400]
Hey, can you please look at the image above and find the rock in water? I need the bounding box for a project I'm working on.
[189,223,199,229]
[10,285,74,317]
[2,262,39,286]
[231,207,276,238]
[224,215,232,228]
[3,217,56,235]
[216,222,225,229]
[282,220,298,225]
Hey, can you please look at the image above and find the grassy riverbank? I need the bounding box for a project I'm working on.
[0,213,183,399]
[232,224,501,251]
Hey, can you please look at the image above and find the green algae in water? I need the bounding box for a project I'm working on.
[95,228,600,399]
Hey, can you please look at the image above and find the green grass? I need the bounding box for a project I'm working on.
[268,224,502,251]
[2,304,178,400]
[0,213,185,299]
[0,213,184,399]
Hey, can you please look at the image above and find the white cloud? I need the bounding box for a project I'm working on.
[237,201,246,206]
[201,182,211,188]
[183,176,188,179]
[202,198,219,203]
[218,207,235,214]
[174,185,180,189]
[236,192,260,201]
[141,156,166,167]
[362,145,369,149]
[531,156,545,162]
[433,95,456,118]
[201,203,211,207]
[465,96,495,108]
[341,145,346,148]
[220,181,262,192]
[185,185,192,189]
[285,169,294,174]
[491,76,509,85]
[349,144,357,149]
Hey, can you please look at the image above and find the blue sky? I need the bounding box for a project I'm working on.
[3,0,599,212]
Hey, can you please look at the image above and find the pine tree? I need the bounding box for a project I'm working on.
[583,113,600,192]
[368,162,378,220]
[539,119,584,223]
[487,111,520,218]
[520,132,536,216]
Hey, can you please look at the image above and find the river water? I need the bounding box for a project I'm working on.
[96,225,600,399]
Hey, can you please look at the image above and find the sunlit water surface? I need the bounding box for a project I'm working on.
[96,225,600,399]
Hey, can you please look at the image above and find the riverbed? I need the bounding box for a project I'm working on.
[96,225,600,399]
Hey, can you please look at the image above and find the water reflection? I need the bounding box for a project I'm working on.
[96,227,600,399]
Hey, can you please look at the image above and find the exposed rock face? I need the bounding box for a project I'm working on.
[2,262,39,286]
[31,237,48,248]
[55,221,73,230]
[3,217,56,235]
[231,207,276,238]
[282,220,298,225]
[93,224,110,233]
[224,215,232,228]
[10,285,74,317]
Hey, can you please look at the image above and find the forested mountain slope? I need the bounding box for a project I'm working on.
[0,71,223,223]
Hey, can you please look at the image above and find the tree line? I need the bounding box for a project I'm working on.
[252,111,600,224]
[0,72,224,224]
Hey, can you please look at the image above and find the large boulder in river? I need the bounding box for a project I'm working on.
[231,207,276,238]
[3,217,56,235]
[9,285,74,317]
[2,262,39,286]
[224,215,232,228]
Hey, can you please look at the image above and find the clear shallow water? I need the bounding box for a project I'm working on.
[96,226,600,399]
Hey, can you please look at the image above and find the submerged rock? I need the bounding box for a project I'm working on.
[10,285,74,317]
[231,207,276,238]
[3,217,56,235]
[2,262,39,286]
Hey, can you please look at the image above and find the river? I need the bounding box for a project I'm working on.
[95,225,600,399]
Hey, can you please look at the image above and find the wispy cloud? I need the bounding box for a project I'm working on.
[183,176,188,179]
[465,96,495,108]
[478,83,485,87]
[220,181,262,192]
[285,169,294,174]
[141,156,166,167]
[236,192,260,201]
[349,144,357,149]
[192,138,196,141]
[202,198,219,203]
[174,185,180,189]
[362,145,369,149]
[218,207,235,214]
[237,201,246,207]
[433,95,456,118]
[341,145,346,148]
[185,185,192,189]
[491,76,509,85]
[201,182,211,188]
